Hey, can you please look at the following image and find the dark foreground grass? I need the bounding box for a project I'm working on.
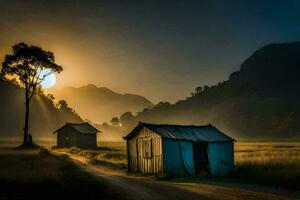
[0,148,121,200]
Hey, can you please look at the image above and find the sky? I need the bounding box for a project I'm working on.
[0,0,300,103]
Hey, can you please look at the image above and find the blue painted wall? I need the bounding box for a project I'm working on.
[162,139,195,175]
[208,142,234,176]
[162,139,234,176]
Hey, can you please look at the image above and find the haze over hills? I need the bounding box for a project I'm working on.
[108,42,300,140]
[0,79,83,140]
[48,84,153,123]
[1,42,300,141]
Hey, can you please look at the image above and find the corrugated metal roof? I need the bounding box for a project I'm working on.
[124,122,234,142]
[53,122,100,134]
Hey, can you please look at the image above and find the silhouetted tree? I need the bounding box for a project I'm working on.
[56,100,68,109]
[120,111,134,126]
[47,94,55,104]
[110,117,120,126]
[56,99,81,120]
[102,122,110,128]
[155,102,171,108]
[1,43,63,147]
[203,85,210,91]
[195,86,203,94]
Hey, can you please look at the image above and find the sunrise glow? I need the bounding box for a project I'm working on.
[40,70,56,89]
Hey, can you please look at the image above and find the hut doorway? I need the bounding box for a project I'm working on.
[193,142,209,174]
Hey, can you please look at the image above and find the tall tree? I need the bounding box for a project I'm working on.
[1,43,63,147]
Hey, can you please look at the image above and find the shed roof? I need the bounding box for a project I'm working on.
[53,122,100,134]
[123,122,234,142]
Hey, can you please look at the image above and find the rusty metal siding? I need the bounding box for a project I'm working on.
[127,127,163,174]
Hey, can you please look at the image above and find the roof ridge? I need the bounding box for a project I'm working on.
[124,122,234,141]
[53,122,100,134]
[139,121,213,128]
[66,122,87,125]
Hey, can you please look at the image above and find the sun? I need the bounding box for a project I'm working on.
[39,69,57,89]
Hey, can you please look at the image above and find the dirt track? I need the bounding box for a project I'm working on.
[64,153,298,200]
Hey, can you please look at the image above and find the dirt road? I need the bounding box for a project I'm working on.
[64,153,298,200]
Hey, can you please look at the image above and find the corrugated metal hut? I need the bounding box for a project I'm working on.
[123,122,235,176]
[53,122,100,148]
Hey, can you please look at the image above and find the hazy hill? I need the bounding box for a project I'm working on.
[0,79,83,140]
[49,84,153,123]
[114,42,300,140]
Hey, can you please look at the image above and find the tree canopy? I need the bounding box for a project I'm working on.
[1,43,63,99]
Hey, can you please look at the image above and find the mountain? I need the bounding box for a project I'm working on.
[113,42,300,140]
[48,84,153,123]
[0,79,83,140]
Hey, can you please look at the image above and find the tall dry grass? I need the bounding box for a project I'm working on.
[55,147,127,169]
[234,142,300,189]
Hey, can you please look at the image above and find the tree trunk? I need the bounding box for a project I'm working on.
[22,90,31,147]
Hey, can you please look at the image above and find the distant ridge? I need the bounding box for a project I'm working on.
[115,42,300,140]
[49,84,154,123]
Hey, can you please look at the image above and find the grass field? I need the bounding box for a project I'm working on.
[233,142,300,189]
[54,141,300,190]
[54,145,127,169]
[0,148,120,200]
[2,139,299,190]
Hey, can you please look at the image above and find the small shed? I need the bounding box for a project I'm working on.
[53,122,100,148]
[123,122,235,176]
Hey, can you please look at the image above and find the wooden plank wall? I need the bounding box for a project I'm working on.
[127,127,163,174]
[57,127,77,147]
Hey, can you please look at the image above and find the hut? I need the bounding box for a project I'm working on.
[53,122,100,148]
[123,122,235,176]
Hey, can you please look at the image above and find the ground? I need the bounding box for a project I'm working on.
[55,141,300,190]
[0,142,299,200]
[62,152,299,200]
[0,148,122,200]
